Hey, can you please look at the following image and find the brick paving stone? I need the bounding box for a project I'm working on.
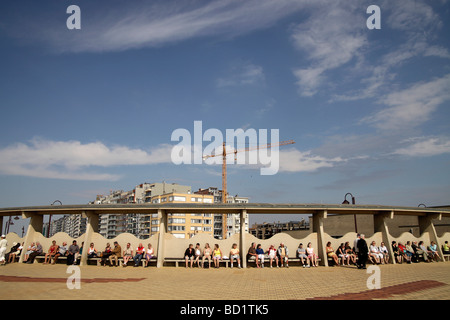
[0,262,449,300]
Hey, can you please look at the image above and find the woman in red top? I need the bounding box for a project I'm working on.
[398,242,411,264]
[43,240,59,264]
[133,243,145,267]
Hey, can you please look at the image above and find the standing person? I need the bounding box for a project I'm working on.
[0,235,7,266]
[277,243,289,268]
[133,243,145,267]
[43,240,59,264]
[354,234,361,255]
[356,234,369,269]
[229,243,241,269]
[109,241,122,267]
[67,240,80,265]
[202,243,212,268]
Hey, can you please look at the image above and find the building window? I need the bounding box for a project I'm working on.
[168,226,185,231]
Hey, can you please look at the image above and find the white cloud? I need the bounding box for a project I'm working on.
[324,0,449,102]
[0,138,173,181]
[361,74,450,131]
[13,0,309,53]
[216,63,265,88]
[279,148,345,172]
[291,2,367,96]
[392,137,450,157]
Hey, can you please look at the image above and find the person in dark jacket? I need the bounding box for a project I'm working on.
[357,234,369,269]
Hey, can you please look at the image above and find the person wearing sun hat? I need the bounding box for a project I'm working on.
[0,235,7,265]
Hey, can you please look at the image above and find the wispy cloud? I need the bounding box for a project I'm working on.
[392,136,450,157]
[279,148,345,173]
[216,63,265,88]
[5,0,308,53]
[361,74,450,131]
[0,138,173,181]
[291,2,367,96]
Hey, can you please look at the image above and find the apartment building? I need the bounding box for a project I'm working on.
[194,187,249,239]
[146,192,214,239]
[94,182,192,239]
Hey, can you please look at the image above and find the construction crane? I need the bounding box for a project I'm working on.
[202,139,295,239]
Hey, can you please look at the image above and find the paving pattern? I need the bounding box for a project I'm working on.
[0,261,448,300]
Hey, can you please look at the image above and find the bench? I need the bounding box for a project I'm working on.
[31,254,156,267]
[164,257,230,268]
[90,256,157,267]
[246,256,322,267]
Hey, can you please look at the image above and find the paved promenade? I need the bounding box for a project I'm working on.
[0,262,449,300]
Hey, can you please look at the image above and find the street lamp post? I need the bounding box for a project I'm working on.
[342,193,357,233]
[48,200,62,237]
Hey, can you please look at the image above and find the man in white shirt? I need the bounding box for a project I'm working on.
[0,235,8,265]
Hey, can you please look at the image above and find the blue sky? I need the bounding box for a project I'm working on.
[1,0,450,230]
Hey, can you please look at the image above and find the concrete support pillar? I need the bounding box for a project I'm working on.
[312,210,327,267]
[157,209,166,268]
[80,211,99,266]
[374,211,395,264]
[240,209,247,269]
[419,213,444,261]
[19,212,43,263]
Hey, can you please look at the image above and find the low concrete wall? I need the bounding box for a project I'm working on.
[4,229,447,265]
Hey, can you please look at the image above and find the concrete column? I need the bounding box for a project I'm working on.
[419,213,444,261]
[19,212,43,263]
[80,211,99,266]
[156,209,166,268]
[374,211,395,264]
[312,210,327,267]
[240,209,247,269]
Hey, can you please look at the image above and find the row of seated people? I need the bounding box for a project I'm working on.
[182,242,313,269]
[325,239,449,266]
[17,240,157,267]
[6,239,450,267]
